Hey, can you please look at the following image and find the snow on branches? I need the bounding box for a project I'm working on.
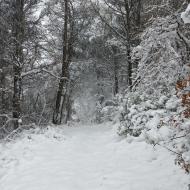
[181,4,190,24]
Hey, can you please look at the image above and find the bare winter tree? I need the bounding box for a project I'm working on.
[0,0,45,134]
[11,0,25,129]
[90,0,143,91]
[52,0,71,124]
[50,0,93,124]
[0,1,10,114]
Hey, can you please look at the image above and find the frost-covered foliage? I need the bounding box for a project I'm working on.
[118,14,190,172]
[94,95,122,123]
[132,17,185,99]
[118,93,178,136]
[181,4,190,24]
[118,92,190,172]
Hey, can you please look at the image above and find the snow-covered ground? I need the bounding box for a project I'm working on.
[0,124,189,190]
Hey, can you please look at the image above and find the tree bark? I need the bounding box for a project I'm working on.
[136,0,141,27]
[113,65,119,95]
[53,0,69,125]
[0,69,6,112]
[124,0,133,90]
[12,0,24,129]
[113,47,119,95]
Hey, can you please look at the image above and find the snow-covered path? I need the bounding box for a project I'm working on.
[0,124,189,190]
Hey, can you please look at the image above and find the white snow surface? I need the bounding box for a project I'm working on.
[0,124,189,190]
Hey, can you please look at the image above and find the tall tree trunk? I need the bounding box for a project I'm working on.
[0,68,6,112]
[65,96,73,123]
[12,0,24,129]
[60,20,73,124]
[12,66,22,129]
[53,0,69,125]
[127,49,133,89]
[113,66,119,95]
[124,0,133,90]
[113,48,119,95]
[136,0,141,27]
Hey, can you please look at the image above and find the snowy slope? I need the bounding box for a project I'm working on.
[0,124,189,190]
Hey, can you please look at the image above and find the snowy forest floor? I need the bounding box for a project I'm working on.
[0,123,189,190]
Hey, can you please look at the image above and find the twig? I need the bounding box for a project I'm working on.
[154,143,181,156]
[170,134,188,141]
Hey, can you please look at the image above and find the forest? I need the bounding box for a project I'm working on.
[0,0,190,189]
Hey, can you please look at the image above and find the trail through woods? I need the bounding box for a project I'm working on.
[0,124,189,190]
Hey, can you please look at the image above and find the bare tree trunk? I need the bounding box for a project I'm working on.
[0,68,6,128]
[113,64,119,95]
[113,47,119,95]
[65,96,73,123]
[0,69,6,112]
[13,66,22,129]
[136,0,142,27]
[12,0,24,129]
[53,0,69,125]
[124,0,133,90]
[60,82,69,124]
[127,49,133,89]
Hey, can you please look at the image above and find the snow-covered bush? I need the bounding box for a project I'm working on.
[118,93,175,137]
[118,14,190,172]
[118,92,190,172]
[94,95,121,123]
[132,17,186,99]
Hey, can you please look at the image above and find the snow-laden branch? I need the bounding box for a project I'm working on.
[144,4,171,15]
[0,114,17,134]
[181,4,190,24]
[90,0,127,42]
[21,68,69,81]
[177,28,190,47]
